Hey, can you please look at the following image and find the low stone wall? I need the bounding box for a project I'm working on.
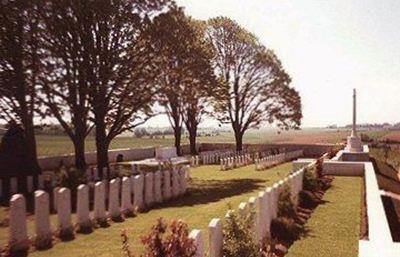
[38,147,155,171]
[200,143,336,158]
[188,157,312,257]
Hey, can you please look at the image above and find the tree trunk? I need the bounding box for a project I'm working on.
[174,126,182,156]
[95,119,109,178]
[235,131,243,152]
[189,131,197,155]
[73,137,86,171]
[23,118,41,174]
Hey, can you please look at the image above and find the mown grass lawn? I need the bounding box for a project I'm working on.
[286,176,362,257]
[0,163,291,257]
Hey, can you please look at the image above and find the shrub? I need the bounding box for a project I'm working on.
[271,217,303,243]
[223,210,259,257]
[298,190,319,209]
[59,166,87,189]
[278,184,296,219]
[140,218,196,257]
[302,167,320,192]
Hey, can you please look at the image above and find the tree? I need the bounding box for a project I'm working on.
[0,0,41,173]
[38,0,93,170]
[149,8,216,155]
[39,0,171,174]
[77,0,171,174]
[207,17,302,151]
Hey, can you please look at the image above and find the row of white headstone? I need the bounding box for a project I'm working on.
[0,163,133,198]
[188,168,305,257]
[219,154,252,171]
[6,166,189,253]
[0,174,54,198]
[254,150,303,171]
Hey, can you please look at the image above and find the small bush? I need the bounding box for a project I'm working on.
[271,217,303,243]
[223,210,259,257]
[298,190,319,209]
[59,166,87,189]
[278,184,296,219]
[140,218,196,257]
[302,167,320,192]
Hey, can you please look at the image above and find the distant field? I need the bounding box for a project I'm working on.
[380,130,400,142]
[5,128,390,157]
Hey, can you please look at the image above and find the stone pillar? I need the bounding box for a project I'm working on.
[77,184,91,230]
[108,178,121,220]
[57,188,74,239]
[9,194,29,253]
[162,170,172,201]
[256,193,265,242]
[189,229,204,257]
[121,177,133,216]
[171,168,180,198]
[27,176,34,193]
[154,171,162,204]
[208,218,222,257]
[144,173,154,208]
[34,190,52,249]
[133,174,144,212]
[94,181,107,223]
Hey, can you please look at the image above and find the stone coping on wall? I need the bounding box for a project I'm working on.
[322,159,400,257]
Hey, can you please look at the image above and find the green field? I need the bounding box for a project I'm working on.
[32,129,355,157]
[286,177,362,257]
[0,163,291,256]
[30,128,392,157]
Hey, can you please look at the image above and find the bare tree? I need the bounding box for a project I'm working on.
[0,0,41,172]
[149,8,216,155]
[207,17,302,151]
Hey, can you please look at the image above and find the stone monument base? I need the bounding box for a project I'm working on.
[345,136,363,153]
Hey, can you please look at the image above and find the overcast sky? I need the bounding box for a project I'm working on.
[147,0,400,128]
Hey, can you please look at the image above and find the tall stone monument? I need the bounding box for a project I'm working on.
[345,89,363,152]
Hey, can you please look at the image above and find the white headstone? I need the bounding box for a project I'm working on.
[171,168,180,198]
[189,229,204,257]
[238,202,248,218]
[179,168,187,195]
[53,187,60,212]
[144,173,154,207]
[38,175,44,189]
[34,190,52,248]
[77,184,91,229]
[108,178,121,220]
[94,182,106,222]
[162,170,172,201]
[208,218,222,257]
[121,177,133,215]
[154,171,162,204]
[133,175,144,212]
[57,188,73,237]
[9,194,29,252]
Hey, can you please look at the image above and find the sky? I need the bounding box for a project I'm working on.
[147,0,400,128]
